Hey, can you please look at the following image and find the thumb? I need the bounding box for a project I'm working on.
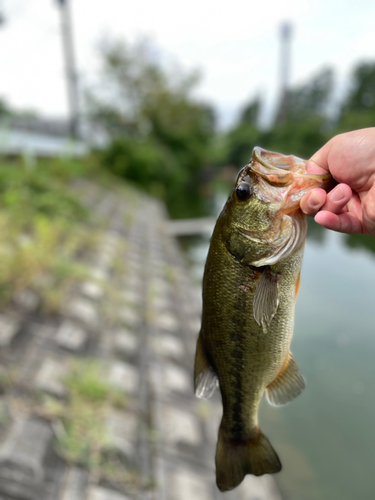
[305,139,336,175]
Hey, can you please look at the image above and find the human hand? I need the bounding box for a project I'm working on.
[300,128,375,234]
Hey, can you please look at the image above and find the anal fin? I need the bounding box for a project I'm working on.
[266,353,305,406]
[194,333,218,399]
[253,267,279,327]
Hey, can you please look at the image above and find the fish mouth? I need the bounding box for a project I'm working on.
[252,147,332,185]
[250,147,336,209]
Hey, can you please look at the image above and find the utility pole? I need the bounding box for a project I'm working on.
[0,1,5,26]
[56,0,79,138]
[275,22,292,125]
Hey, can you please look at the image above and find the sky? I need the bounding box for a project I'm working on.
[1,0,375,128]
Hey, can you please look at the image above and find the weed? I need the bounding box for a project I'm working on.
[163,265,178,284]
[41,359,128,480]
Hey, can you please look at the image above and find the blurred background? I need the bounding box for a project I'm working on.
[0,1,374,499]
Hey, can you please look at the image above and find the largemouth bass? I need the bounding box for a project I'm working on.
[194,147,334,492]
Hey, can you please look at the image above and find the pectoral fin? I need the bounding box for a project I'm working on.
[253,267,279,326]
[266,353,305,406]
[194,333,218,399]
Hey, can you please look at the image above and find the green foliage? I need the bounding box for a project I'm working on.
[225,70,335,168]
[226,117,328,168]
[342,62,375,112]
[0,99,11,117]
[0,157,99,311]
[260,117,329,159]
[64,360,123,403]
[226,124,262,168]
[239,99,261,126]
[0,158,90,223]
[89,39,216,218]
[0,212,89,310]
[285,68,334,123]
[338,62,375,132]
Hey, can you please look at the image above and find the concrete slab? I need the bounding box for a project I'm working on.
[80,281,104,301]
[107,361,139,394]
[154,312,179,333]
[168,468,211,500]
[163,363,191,394]
[0,315,20,347]
[56,321,88,352]
[162,406,201,448]
[34,358,67,398]
[87,486,131,500]
[105,410,138,457]
[118,308,141,329]
[13,290,40,312]
[60,467,89,500]
[0,418,53,482]
[153,333,184,358]
[65,298,98,327]
[114,329,138,356]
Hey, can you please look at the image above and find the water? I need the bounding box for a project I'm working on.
[184,227,375,500]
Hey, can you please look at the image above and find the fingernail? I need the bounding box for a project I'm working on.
[330,186,345,202]
[309,192,321,209]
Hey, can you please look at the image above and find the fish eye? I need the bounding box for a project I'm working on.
[236,183,252,201]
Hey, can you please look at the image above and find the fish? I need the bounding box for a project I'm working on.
[193,147,334,492]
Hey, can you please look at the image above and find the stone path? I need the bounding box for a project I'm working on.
[0,180,282,499]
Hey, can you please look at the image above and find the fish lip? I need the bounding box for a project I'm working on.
[253,147,278,170]
[252,146,332,183]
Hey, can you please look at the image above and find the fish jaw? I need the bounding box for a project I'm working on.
[282,173,335,211]
[251,147,335,211]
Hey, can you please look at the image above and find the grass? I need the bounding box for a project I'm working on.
[40,359,135,485]
[0,156,105,311]
[63,360,125,405]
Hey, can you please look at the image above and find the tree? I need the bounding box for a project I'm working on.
[284,68,334,123]
[225,97,262,168]
[338,62,375,132]
[225,69,336,169]
[88,39,216,218]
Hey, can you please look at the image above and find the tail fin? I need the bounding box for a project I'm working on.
[215,427,281,492]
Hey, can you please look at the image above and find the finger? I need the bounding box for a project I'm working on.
[300,188,327,216]
[305,161,328,175]
[321,184,352,214]
[314,211,363,234]
[306,136,339,174]
[362,184,375,235]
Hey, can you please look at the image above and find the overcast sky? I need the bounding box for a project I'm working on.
[1,0,375,128]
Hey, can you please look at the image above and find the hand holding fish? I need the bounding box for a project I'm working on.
[300,127,375,234]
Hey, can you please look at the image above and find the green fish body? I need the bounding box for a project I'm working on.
[194,148,333,492]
